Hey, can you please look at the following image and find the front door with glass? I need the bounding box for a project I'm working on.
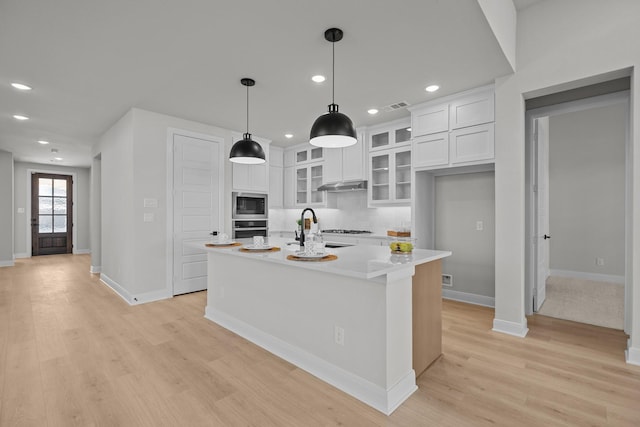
[31,173,73,256]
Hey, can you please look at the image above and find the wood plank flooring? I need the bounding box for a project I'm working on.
[1,254,639,426]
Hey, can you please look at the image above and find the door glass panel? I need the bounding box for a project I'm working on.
[53,179,67,196]
[371,132,389,148]
[311,147,323,160]
[39,197,53,214]
[39,178,52,196]
[39,215,53,233]
[395,127,412,144]
[54,216,67,233]
[296,150,307,163]
[53,197,67,214]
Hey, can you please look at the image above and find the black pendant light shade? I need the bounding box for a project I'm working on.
[230,78,266,164]
[310,28,357,148]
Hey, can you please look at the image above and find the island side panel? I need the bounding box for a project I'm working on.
[412,259,443,377]
[204,252,413,391]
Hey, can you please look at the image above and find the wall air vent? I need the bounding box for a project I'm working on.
[382,101,410,112]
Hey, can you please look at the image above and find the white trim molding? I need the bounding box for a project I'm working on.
[14,253,29,259]
[442,289,495,307]
[205,307,417,415]
[73,248,91,255]
[100,273,171,305]
[626,346,640,366]
[492,318,529,337]
[549,269,624,285]
[90,265,102,274]
[99,273,131,304]
[0,260,15,268]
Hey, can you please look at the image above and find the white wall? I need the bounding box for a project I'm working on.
[493,0,640,360]
[94,108,234,303]
[435,171,495,299]
[549,103,626,277]
[13,161,91,257]
[0,150,13,266]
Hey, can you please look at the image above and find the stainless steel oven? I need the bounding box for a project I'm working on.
[232,192,268,220]
[232,220,268,239]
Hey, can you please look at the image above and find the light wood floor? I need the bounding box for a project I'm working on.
[1,255,639,426]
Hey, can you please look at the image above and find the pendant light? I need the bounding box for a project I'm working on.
[310,28,357,148]
[229,78,266,164]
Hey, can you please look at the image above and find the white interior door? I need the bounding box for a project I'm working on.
[534,117,550,311]
[173,134,221,295]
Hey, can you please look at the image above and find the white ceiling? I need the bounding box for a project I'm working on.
[0,0,514,168]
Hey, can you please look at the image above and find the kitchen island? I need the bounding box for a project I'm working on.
[202,237,450,414]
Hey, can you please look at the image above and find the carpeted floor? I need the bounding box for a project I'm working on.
[537,276,624,330]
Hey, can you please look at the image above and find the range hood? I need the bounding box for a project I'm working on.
[317,180,368,192]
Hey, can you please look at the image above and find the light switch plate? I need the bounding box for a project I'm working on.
[144,198,158,208]
[143,213,154,222]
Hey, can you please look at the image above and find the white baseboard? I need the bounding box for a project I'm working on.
[73,248,91,255]
[99,273,171,305]
[100,273,132,304]
[626,346,640,366]
[0,260,15,268]
[442,289,495,308]
[492,318,529,337]
[205,307,417,415]
[549,269,624,285]
[90,265,102,274]
[14,253,29,259]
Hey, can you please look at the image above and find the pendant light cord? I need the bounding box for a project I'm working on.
[332,39,335,105]
[246,84,249,134]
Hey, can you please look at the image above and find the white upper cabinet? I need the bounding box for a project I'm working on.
[231,133,270,193]
[269,146,284,208]
[410,85,495,171]
[284,143,326,208]
[322,129,366,184]
[449,90,494,130]
[368,118,411,152]
[411,103,449,138]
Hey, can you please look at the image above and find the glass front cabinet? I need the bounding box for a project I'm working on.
[369,147,411,206]
[295,163,324,206]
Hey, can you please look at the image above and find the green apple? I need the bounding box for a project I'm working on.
[399,242,413,253]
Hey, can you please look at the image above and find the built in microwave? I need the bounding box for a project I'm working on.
[232,192,268,219]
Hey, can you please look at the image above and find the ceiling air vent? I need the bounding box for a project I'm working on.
[382,101,410,112]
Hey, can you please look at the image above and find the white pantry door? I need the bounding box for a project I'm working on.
[534,117,550,311]
[173,133,221,295]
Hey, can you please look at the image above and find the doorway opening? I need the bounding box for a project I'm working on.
[526,87,630,332]
[31,173,73,256]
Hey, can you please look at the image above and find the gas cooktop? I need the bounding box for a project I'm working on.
[321,229,373,234]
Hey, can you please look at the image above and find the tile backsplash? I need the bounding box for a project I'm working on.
[269,191,410,234]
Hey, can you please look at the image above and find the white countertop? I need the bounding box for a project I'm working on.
[200,237,451,281]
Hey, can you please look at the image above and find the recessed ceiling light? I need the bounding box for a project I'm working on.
[285,134,293,139]
[425,85,440,93]
[311,75,326,83]
[367,109,379,115]
[13,114,29,120]
[37,140,50,145]
[11,83,32,91]
[407,127,412,132]
[54,157,63,161]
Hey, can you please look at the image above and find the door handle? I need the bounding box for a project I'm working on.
[543,234,551,240]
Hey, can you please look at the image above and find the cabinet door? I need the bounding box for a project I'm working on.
[296,167,308,205]
[449,90,494,130]
[310,164,324,204]
[370,153,391,202]
[342,137,365,181]
[269,165,283,208]
[323,148,343,184]
[283,166,295,208]
[413,132,449,169]
[450,123,494,165]
[412,103,449,137]
[232,163,251,191]
[395,150,411,201]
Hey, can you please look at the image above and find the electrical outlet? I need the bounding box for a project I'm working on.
[476,221,484,231]
[334,326,344,346]
[596,257,605,266]
[442,274,453,287]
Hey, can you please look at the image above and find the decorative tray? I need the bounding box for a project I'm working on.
[205,242,242,248]
[286,253,338,262]
[240,246,281,253]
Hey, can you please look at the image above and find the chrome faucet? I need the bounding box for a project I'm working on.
[299,208,318,249]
